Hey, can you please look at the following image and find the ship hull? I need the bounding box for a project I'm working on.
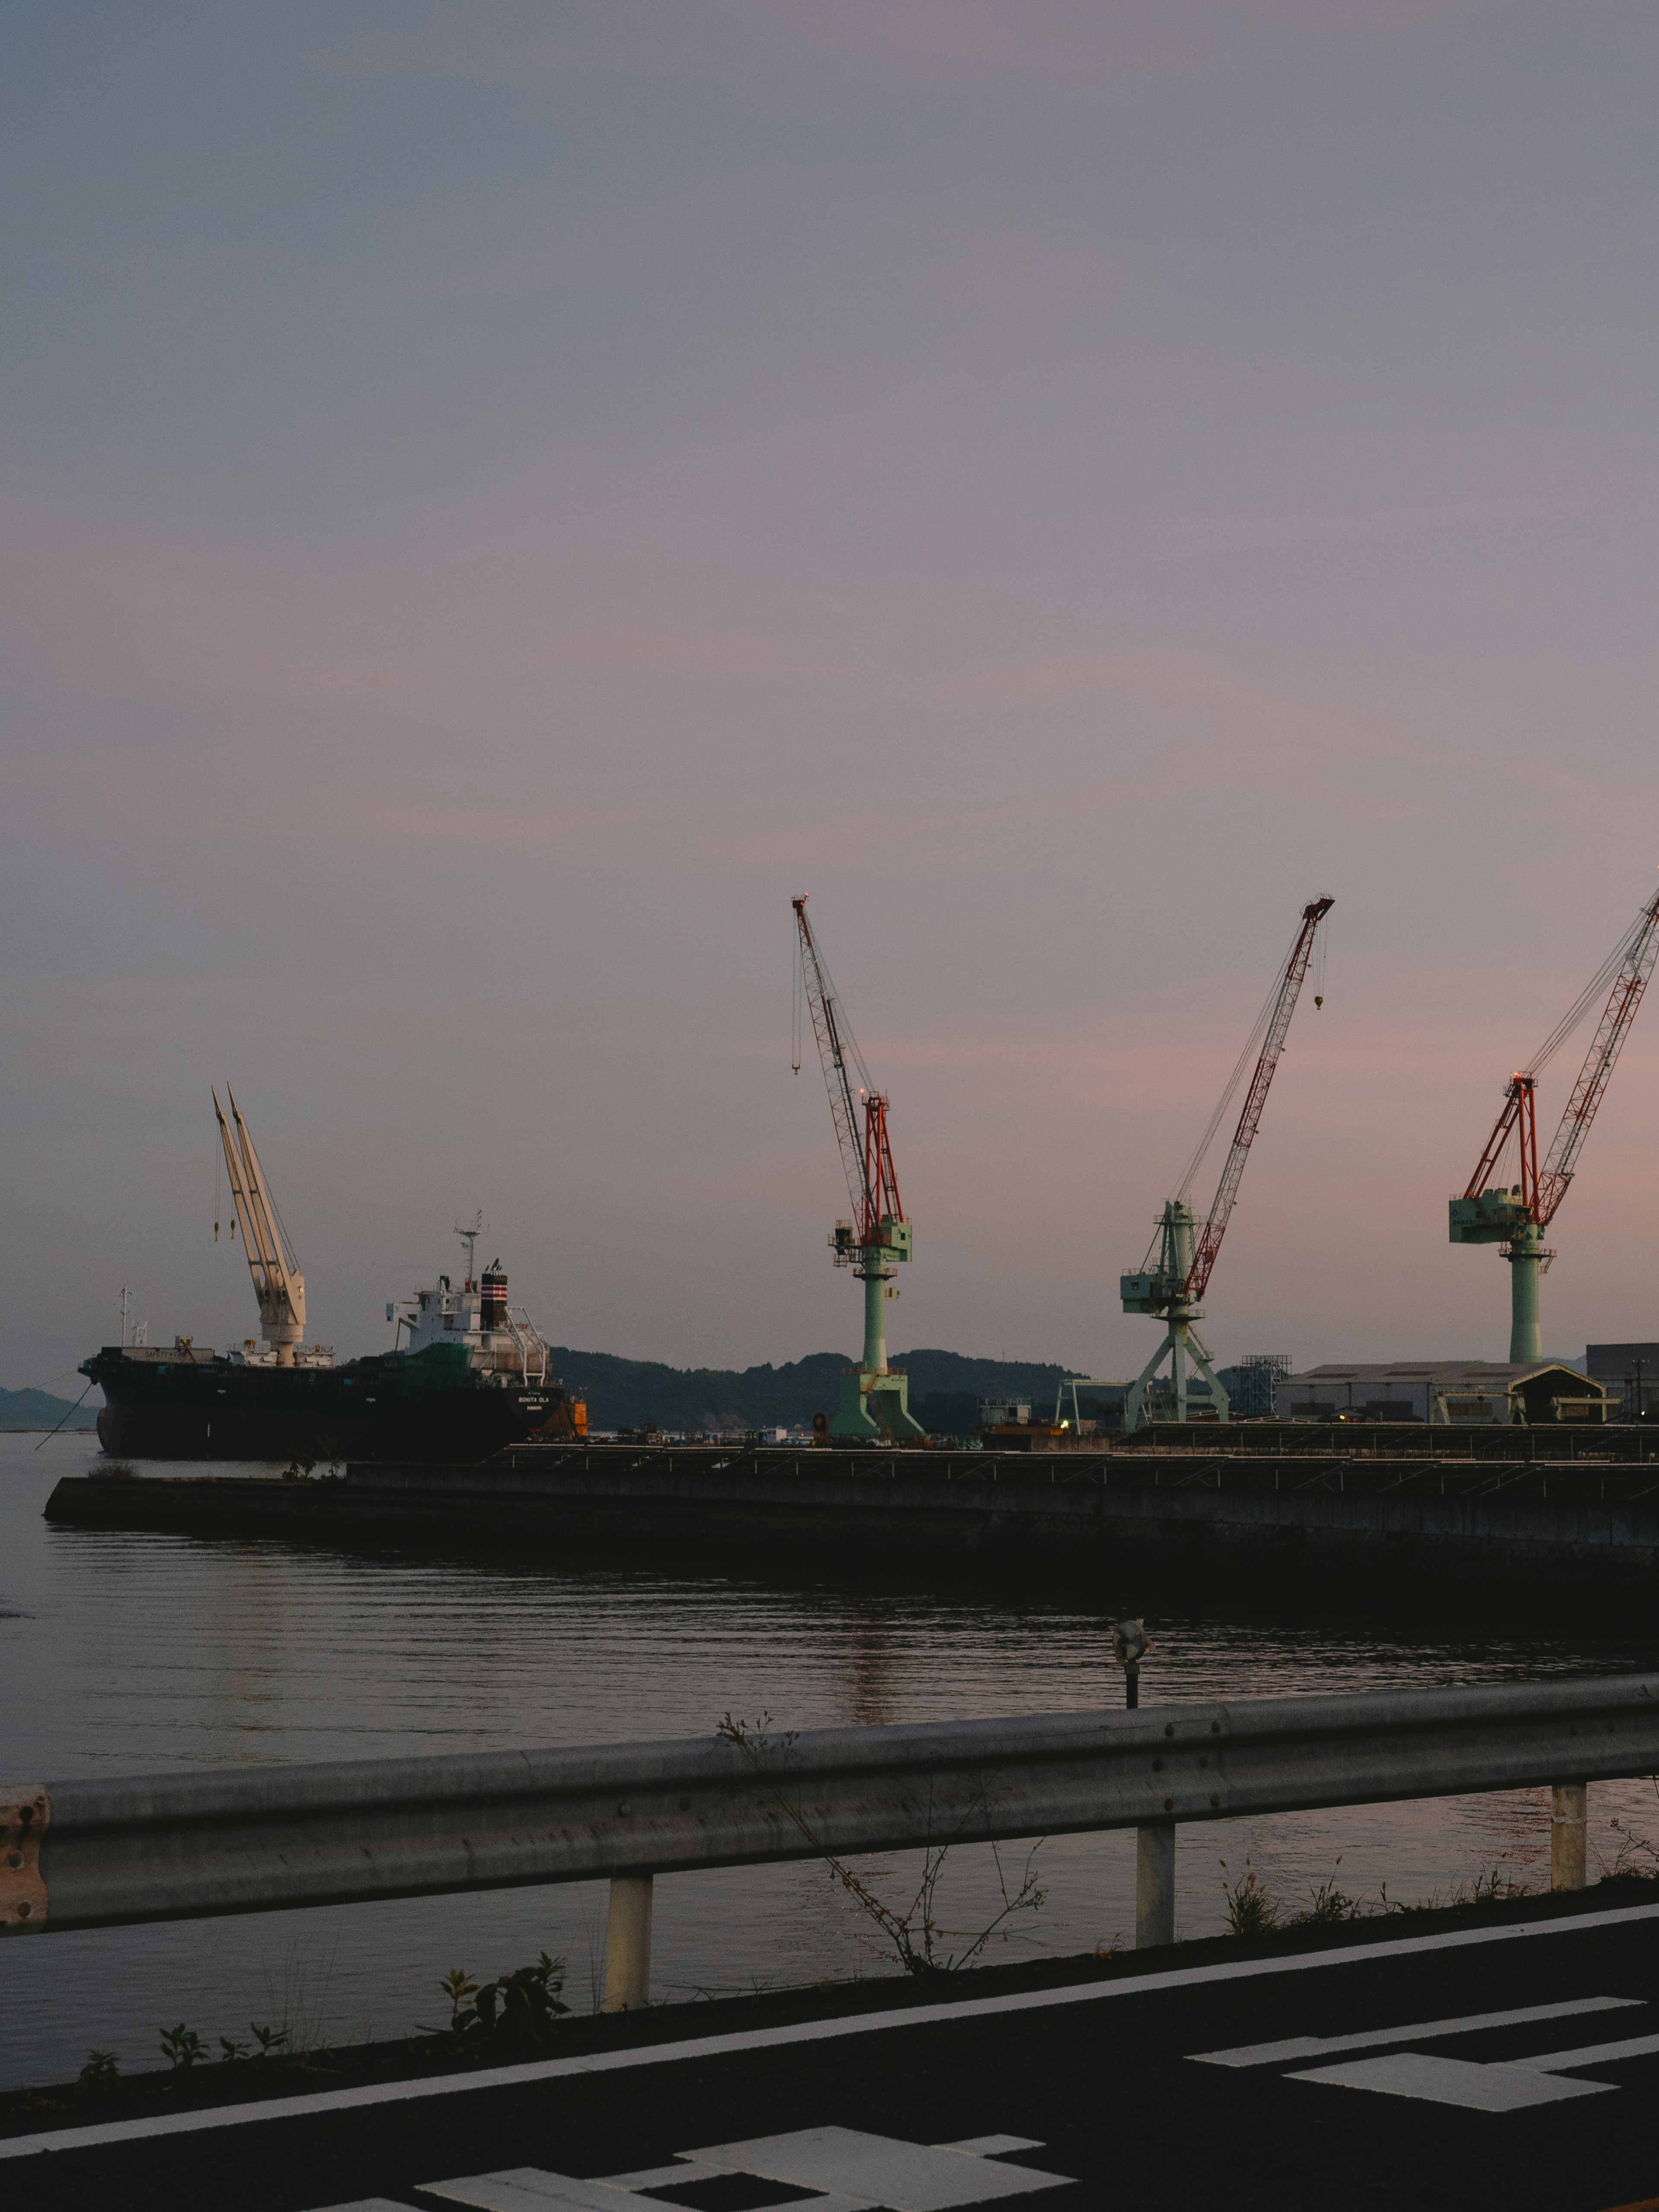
[84,1346,572,1465]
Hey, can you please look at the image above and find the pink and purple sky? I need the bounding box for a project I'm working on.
[6,0,1659,1388]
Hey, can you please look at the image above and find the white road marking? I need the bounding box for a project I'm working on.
[601,2165,723,2189]
[7,1898,1659,2163]
[1509,2031,1659,2072]
[420,2130,1071,2212]
[1284,2016,1659,2110]
[305,2201,420,2211]
[1288,2054,1614,2112]
[428,2174,855,2212]
[680,2126,1071,2206]
[1189,1996,1642,2067]
[420,2171,653,2210]
[601,2138,1051,2202]
[937,2136,1048,2155]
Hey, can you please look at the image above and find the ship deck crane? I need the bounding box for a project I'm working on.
[213,1087,307,1365]
[1450,877,1659,1361]
[791,895,923,1440]
[1120,894,1333,1431]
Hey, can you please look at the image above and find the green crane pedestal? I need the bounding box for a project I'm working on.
[1448,1194,1549,1366]
[1120,1200,1233,1433]
[829,1235,925,1442]
[1506,1220,1544,1364]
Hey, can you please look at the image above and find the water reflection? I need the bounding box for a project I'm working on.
[846,1600,899,1728]
[3,1433,1659,2090]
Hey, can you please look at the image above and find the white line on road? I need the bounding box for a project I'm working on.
[1188,1996,1642,2067]
[5,1899,1658,2164]
[1509,2031,1659,2072]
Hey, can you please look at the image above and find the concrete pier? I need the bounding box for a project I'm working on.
[42,1433,1659,1592]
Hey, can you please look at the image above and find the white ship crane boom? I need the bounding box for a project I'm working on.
[213,1087,307,1364]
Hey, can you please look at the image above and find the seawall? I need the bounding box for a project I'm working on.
[41,1439,1659,1593]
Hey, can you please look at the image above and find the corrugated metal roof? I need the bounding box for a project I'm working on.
[1286,1360,1594,1386]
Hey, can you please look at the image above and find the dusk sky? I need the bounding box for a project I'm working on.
[7,0,1659,1392]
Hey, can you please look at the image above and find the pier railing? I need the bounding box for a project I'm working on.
[6,1675,1657,2009]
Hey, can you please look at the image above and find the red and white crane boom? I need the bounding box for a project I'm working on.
[1120,892,1333,1430]
[791,896,905,1256]
[791,896,920,1440]
[1538,884,1659,1224]
[1451,878,1659,1362]
[1180,894,1334,1303]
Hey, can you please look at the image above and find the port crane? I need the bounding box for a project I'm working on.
[213,1087,307,1365]
[791,895,924,1440]
[1450,877,1659,1362]
[1121,894,1334,1431]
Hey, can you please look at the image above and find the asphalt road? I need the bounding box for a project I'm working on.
[10,1898,1659,2212]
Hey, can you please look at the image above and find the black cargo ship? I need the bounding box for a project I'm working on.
[83,1332,573,1464]
[82,1090,579,1463]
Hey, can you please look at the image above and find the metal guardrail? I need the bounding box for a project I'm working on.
[5,1675,1657,2008]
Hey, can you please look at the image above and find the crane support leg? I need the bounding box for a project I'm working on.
[1123,1316,1232,1433]
[1507,1222,1544,1364]
[1186,1324,1232,1422]
[831,1367,925,1440]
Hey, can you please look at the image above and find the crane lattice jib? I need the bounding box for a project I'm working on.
[1183,895,1334,1303]
[792,897,874,1234]
[1534,888,1659,1227]
[1461,1076,1533,1206]
[863,1092,903,1240]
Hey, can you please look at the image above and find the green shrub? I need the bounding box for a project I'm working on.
[1220,1859,1280,1938]
[159,2024,209,2072]
[433,1954,570,2048]
[77,2051,119,2097]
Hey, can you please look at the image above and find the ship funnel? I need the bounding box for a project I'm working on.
[480,1262,508,1331]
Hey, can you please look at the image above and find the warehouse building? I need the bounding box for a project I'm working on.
[1584,1343,1659,1420]
[1274,1360,1608,1426]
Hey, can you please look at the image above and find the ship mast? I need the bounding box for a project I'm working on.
[213,1088,307,1364]
[455,1210,484,1292]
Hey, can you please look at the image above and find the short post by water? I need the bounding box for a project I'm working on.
[1551,1782,1588,1892]
[603,1872,654,2012]
[1114,1618,1173,1947]
[1112,1617,1150,1710]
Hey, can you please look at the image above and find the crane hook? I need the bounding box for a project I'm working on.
[1314,995,1324,1009]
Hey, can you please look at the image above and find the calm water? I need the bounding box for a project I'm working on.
[4,1430,1659,2090]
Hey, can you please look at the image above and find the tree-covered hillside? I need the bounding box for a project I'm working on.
[543,1347,1070,1434]
[0,1386,99,1430]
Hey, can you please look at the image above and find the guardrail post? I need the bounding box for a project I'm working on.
[604,1872,653,2010]
[1551,1783,1587,1892]
[1136,1823,1176,1948]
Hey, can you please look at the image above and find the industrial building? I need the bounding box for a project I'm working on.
[1584,1343,1659,1420]
[1275,1360,1608,1426]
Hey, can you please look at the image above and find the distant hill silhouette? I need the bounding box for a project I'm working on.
[0,1386,99,1430]
[543,1347,1071,1435]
